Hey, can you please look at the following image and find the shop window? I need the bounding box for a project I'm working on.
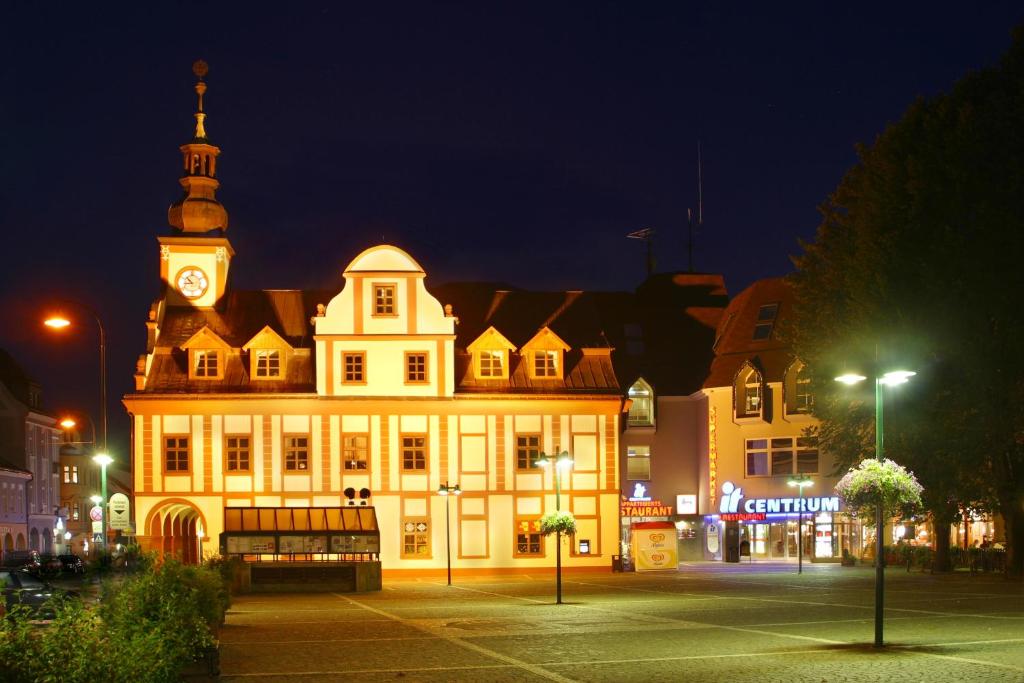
[405,352,428,383]
[515,519,544,557]
[373,284,396,316]
[343,434,369,470]
[226,436,251,472]
[627,379,654,426]
[401,435,427,471]
[627,445,651,480]
[515,434,541,470]
[253,350,281,378]
[284,436,309,471]
[164,436,190,473]
[745,437,818,477]
[402,518,430,558]
[342,352,365,383]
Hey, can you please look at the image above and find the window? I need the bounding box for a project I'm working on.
[284,436,309,471]
[401,435,427,471]
[515,435,541,470]
[405,352,427,383]
[533,350,558,378]
[62,465,70,484]
[795,376,813,413]
[627,379,654,426]
[72,502,79,521]
[515,519,544,556]
[478,350,504,378]
[226,436,250,472]
[402,518,430,557]
[343,434,368,470]
[786,362,813,415]
[164,436,189,473]
[736,367,762,418]
[745,436,818,477]
[71,465,78,483]
[342,352,365,383]
[753,303,779,340]
[373,284,396,315]
[194,350,219,378]
[254,350,281,378]
[627,445,651,480]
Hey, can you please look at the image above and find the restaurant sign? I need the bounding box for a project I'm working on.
[621,497,674,517]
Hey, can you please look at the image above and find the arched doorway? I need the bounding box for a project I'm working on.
[30,528,40,551]
[145,501,207,565]
[3,533,13,562]
[15,533,26,550]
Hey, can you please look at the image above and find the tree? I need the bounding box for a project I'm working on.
[788,27,1024,576]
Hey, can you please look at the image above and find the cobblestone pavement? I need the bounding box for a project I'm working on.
[218,563,1024,682]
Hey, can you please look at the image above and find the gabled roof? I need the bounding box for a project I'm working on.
[704,277,795,389]
[466,326,517,352]
[521,327,570,352]
[242,325,292,351]
[180,326,232,351]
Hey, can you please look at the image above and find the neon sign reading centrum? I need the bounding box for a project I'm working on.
[719,481,840,515]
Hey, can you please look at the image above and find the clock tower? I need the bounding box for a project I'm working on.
[158,60,233,309]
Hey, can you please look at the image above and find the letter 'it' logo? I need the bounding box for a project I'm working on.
[719,481,742,513]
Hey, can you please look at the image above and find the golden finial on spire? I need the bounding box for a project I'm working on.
[192,60,209,139]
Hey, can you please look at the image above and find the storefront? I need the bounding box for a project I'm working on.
[619,485,706,566]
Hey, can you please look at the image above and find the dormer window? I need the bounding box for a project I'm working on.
[373,284,396,316]
[735,365,763,419]
[785,361,813,415]
[627,379,654,427]
[533,350,558,377]
[194,350,220,378]
[479,350,505,377]
[254,350,281,378]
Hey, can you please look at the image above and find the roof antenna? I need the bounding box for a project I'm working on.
[627,228,656,277]
[686,141,704,273]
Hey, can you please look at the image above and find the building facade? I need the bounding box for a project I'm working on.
[124,71,622,571]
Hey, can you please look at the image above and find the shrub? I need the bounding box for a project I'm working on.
[539,510,577,536]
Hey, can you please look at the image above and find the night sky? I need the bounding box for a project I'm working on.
[1,3,1021,462]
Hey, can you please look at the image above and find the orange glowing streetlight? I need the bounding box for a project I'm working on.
[42,305,108,451]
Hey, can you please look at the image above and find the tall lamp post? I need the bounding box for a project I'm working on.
[536,450,573,604]
[93,453,113,550]
[787,476,813,574]
[836,368,915,647]
[437,482,461,586]
[44,305,108,451]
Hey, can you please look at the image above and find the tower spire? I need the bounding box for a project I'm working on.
[168,60,229,234]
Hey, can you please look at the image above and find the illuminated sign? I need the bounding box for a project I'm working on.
[720,513,767,521]
[630,482,651,501]
[708,407,718,508]
[676,494,697,515]
[719,481,840,515]
[621,498,674,517]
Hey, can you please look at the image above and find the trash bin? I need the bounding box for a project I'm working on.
[611,555,623,572]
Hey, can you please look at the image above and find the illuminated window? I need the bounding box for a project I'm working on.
[343,434,368,470]
[478,350,505,378]
[71,465,78,483]
[515,518,544,557]
[164,436,189,473]
[515,435,541,470]
[401,436,427,471]
[533,350,558,378]
[194,350,219,378]
[402,518,430,558]
[72,503,79,521]
[627,445,651,480]
[405,352,427,383]
[786,362,813,415]
[226,436,250,472]
[627,379,654,426]
[284,436,309,471]
[736,366,763,418]
[63,465,70,484]
[745,437,818,477]
[342,353,365,383]
[373,284,396,316]
[254,350,281,378]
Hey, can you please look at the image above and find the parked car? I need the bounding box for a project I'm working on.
[36,555,65,578]
[2,550,42,573]
[0,567,77,619]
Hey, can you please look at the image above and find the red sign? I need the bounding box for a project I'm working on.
[621,499,673,517]
[720,513,767,522]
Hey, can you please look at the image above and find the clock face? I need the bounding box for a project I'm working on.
[175,267,210,299]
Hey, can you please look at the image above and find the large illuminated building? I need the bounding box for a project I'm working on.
[124,67,626,571]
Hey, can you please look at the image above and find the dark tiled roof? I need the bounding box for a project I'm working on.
[704,277,795,388]
[143,351,315,393]
[0,457,32,476]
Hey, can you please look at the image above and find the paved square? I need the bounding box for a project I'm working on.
[218,563,1024,682]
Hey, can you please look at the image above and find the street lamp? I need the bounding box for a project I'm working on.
[437,482,461,586]
[93,453,113,550]
[44,305,108,451]
[835,368,915,647]
[536,450,573,604]
[787,476,813,574]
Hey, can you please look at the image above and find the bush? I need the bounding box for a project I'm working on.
[539,510,577,536]
[0,559,230,682]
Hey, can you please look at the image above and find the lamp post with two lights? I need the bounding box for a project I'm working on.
[536,450,573,604]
